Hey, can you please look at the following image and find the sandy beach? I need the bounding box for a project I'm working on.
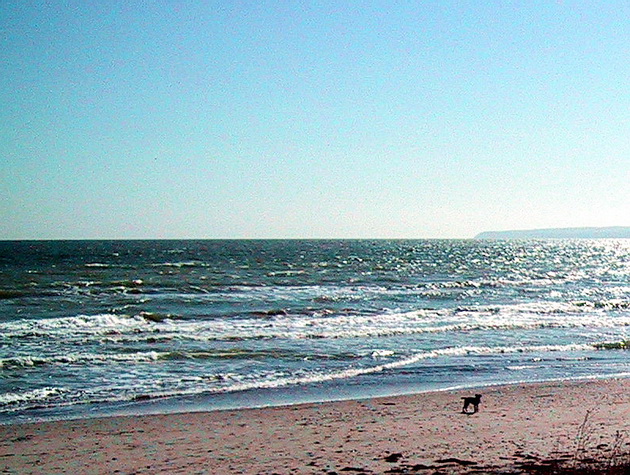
[2,378,629,474]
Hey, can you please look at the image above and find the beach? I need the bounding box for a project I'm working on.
[2,377,629,474]
[2,241,630,472]
[4,240,630,422]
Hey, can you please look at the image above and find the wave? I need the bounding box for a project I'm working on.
[454,300,630,315]
[0,351,161,369]
[169,343,599,396]
[145,306,630,342]
[83,263,137,270]
[152,261,207,268]
[0,387,66,406]
[4,300,629,344]
[593,340,630,350]
[0,347,364,370]
[2,340,625,414]
[1,338,608,373]
[0,314,147,335]
[0,313,173,340]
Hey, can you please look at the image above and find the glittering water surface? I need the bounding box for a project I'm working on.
[1,239,629,422]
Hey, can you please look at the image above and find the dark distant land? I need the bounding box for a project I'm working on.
[475,226,630,239]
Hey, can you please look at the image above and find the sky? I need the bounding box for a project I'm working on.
[1,1,629,240]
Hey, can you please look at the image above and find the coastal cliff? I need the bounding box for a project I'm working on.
[475,226,630,239]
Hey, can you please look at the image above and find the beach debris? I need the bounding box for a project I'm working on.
[384,453,403,463]
[435,457,478,466]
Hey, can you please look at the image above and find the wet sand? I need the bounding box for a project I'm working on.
[2,378,629,474]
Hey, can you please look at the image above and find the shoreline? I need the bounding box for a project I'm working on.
[3,371,628,427]
[2,377,630,474]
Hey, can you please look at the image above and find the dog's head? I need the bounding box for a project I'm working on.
[475,394,482,400]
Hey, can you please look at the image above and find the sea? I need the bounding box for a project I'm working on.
[1,239,629,424]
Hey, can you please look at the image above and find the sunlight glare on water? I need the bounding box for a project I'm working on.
[1,239,629,422]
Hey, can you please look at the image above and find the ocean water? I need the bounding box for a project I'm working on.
[1,239,629,424]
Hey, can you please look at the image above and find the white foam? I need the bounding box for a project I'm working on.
[0,342,603,411]
[152,261,205,268]
[0,314,151,338]
[4,298,629,346]
[370,349,395,359]
[208,342,596,395]
[0,387,64,406]
[0,351,161,369]
[151,307,630,342]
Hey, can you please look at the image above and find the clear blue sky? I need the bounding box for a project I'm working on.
[2,1,629,239]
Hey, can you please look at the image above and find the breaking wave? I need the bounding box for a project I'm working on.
[3,301,630,344]
[2,239,630,421]
[0,351,161,369]
[0,342,604,412]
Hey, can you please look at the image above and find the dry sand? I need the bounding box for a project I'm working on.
[2,378,629,474]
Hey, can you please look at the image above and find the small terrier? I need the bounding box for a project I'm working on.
[461,394,482,414]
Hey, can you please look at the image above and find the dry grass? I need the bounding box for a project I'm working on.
[517,410,630,474]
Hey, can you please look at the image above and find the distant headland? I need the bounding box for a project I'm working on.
[475,226,630,239]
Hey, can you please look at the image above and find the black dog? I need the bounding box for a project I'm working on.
[461,394,482,414]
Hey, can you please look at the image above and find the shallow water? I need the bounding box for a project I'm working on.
[1,239,629,423]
